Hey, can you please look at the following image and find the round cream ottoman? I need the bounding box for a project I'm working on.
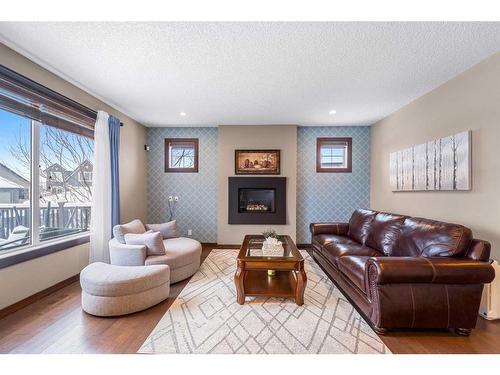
[80,262,170,317]
[145,237,202,283]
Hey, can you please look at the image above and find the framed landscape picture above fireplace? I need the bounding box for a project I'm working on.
[235,149,280,175]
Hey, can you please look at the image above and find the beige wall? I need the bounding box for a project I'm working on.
[0,243,89,310]
[0,43,148,309]
[371,52,500,260]
[217,125,297,244]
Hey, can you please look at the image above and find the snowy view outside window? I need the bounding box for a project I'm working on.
[169,144,195,168]
[320,144,347,168]
[0,108,93,251]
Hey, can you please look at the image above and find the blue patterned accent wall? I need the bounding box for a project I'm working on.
[296,127,371,243]
[147,127,218,242]
[147,126,369,244]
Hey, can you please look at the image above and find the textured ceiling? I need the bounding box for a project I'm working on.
[1,22,499,127]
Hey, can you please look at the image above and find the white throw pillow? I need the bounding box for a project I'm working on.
[124,231,166,256]
[145,220,180,239]
[113,219,146,244]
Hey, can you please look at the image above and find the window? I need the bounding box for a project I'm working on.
[79,171,92,182]
[0,110,31,252]
[0,65,95,255]
[316,137,352,173]
[51,171,63,182]
[39,124,93,243]
[164,138,199,173]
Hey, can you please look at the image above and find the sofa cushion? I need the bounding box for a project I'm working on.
[153,237,202,268]
[312,234,356,249]
[338,256,370,294]
[80,262,170,297]
[125,231,166,256]
[347,209,377,244]
[113,219,146,244]
[365,212,406,255]
[393,217,473,258]
[145,220,180,239]
[323,241,382,268]
[310,223,349,236]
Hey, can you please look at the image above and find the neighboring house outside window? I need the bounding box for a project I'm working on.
[78,171,93,183]
[51,171,63,182]
[0,163,30,204]
[0,65,95,256]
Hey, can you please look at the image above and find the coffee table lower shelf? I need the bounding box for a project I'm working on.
[243,270,297,297]
[235,269,305,305]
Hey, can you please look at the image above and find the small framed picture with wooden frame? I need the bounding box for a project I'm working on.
[235,150,280,175]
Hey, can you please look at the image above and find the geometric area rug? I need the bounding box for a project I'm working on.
[138,249,391,354]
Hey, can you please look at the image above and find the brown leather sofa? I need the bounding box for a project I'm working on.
[310,209,495,336]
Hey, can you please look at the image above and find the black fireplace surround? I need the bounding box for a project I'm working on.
[228,177,286,224]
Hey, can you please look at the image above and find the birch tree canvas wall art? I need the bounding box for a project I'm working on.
[390,131,471,191]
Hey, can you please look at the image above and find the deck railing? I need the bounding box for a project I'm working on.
[0,203,91,240]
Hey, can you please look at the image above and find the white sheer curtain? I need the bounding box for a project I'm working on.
[90,110,112,263]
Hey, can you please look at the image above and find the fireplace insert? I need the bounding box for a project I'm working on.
[228,177,286,224]
[238,188,276,213]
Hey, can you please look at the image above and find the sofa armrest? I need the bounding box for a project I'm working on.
[109,239,147,266]
[366,257,495,285]
[466,239,491,261]
[310,223,349,236]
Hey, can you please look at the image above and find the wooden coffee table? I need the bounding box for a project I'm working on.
[234,235,307,305]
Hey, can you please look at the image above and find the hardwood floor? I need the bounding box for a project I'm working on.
[0,244,499,354]
[380,319,500,354]
[0,245,213,354]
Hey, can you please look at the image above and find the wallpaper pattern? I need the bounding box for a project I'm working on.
[147,127,218,242]
[147,126,370,244]
[296,126,371,243]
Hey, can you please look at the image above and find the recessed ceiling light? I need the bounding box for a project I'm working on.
[329,109,337,115]
[180,112,187,117]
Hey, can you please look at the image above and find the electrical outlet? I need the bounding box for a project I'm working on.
[187,229,192,236]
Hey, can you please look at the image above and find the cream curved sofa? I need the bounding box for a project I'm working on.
[80,262,170,317]
[109,236,202,284]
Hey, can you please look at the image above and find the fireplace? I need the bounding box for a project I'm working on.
[229,177,286,224]
[238,188,276,213]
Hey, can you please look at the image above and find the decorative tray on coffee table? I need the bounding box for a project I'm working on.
[246,237,288,257]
